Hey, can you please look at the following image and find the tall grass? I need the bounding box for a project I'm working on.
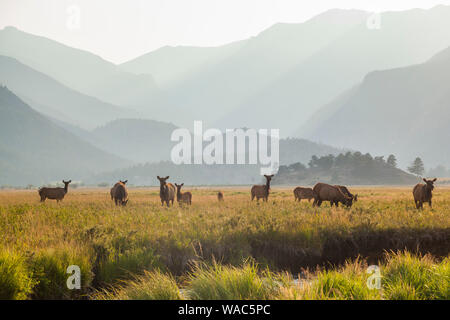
[0,250,36,300]
[0,187,448,299]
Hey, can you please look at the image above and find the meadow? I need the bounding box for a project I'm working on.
[0,186,448,300]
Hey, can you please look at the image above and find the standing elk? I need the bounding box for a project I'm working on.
[157,176,176,207]
[174,183,192,206]
[313,182,353,207]
[38,180,71,203]
[217,191,224,202]
[335,185,358,202]
[293,187,316,202]
[111,180,128,206]
[110,180,127,201]
[413,178,437,209]
[251,174,274,202]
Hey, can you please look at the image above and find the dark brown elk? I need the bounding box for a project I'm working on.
[413,178,437,209]
[110,180,127,201]
[157,176,176,207]
[251,174,274,202]
[293,187,315,202]
[335,185,358,202]
[38,180,71,202]
[175,183,192,205]
[217,191,224,202]
[111,180,128,206]
[313,182,353,207]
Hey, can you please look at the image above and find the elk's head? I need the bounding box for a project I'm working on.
[423,178,437,190]
[157,176,169,186]
[174,183,184,192]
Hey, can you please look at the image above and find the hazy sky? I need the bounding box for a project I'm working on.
[1,0,450,64]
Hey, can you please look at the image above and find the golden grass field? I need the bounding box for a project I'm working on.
[0,185,448,299]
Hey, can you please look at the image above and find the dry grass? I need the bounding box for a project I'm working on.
[0,186,449,299]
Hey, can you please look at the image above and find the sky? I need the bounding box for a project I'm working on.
[1,0,450,64]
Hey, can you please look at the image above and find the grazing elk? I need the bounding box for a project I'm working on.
[111,180,128,206]
[110,180,127,201]
[217,191,224,202]
[413,178,437,209]
[174,183,192,206]
[251,174,274,202]
[293,187,316,202]
[157,176,176,207]
[313,182,353,207]
[38,180,71,203]
[335,185,358,202]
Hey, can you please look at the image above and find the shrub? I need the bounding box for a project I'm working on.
[93,270,182,300]
[0,250,36,300]
[186,261,283,300]
[31,247,94,299]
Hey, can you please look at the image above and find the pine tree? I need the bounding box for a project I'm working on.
[387,154,397,167]
[407,157,425,176]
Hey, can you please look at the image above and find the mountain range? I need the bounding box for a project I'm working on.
[299,45,450,168]
[0,86,128,186]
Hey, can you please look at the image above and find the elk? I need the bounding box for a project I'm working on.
[335,185,358,202]
[217,191,224,202]
[111,180,128,206]
[293,187,315,202]
[110,180,127,201]
[313,182,353,207]
[174,183,192,205]
[157,176,176,207]
[413,178,437,209]
[251,174,274,202]
[38,180,71,202]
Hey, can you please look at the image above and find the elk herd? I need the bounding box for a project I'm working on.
[36,177,437,210]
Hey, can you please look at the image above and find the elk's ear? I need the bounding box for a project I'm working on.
[423,178,427,183]
[181,183,184,186]
[123,180,128,184]
[432,178,437,182]
[165,176,170,180]
[270,174,274,177]
[68,180,71,183]
[157,176,161,180]
[175,183,179,187]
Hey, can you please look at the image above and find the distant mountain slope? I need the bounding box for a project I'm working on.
[0,86,128,186]
[0,55,138,129]
[0,26,159,108]
[143,9,370,127]
[219,5,450,136]
[300,45,450,168]
[120,41,246,87]
[89,119,178,164]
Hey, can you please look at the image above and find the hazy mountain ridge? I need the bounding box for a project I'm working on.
[0,86,129,185]
[0,55,139,129]
[221,5,450,136]
[0,26,160,109]
[300,44,450,168]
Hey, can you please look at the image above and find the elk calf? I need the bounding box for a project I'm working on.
[251,174,274,202]
[293,187,315,202]
[175,183,192,205]
[413,178,436,209]
[157,176,176,207]
[38,180,71,202]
